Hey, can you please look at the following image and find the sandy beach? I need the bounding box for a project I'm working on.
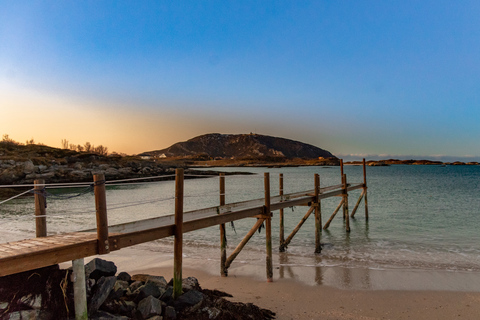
[69,246,480,320]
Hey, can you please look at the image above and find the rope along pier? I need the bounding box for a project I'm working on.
[0,160,369,317]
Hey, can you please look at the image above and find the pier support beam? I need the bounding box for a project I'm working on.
[339,159,344,206]
[323,198,344,230]
[72,258,88,320]
[225,218,265,269]
[264,173,273,282]
[363,158,369,221]
[343,174,350,233]
[350,158,369,219]
[314,174,322,253]
[173,169,184,299]
[219,174,227,277]
[282,206,315,249]
[350,189,366,218]
[279,174,285,252]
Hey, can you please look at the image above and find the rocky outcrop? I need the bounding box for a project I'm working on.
[0,143,181,186]
[0,158,172,185]
[141,133,336,160]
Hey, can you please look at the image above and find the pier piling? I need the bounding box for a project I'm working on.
[94,174,109,254]
[279,174,285,252]
[173,169,184,299]
[264,173,273,282]
[219,173,227,276]
[314,174,322,253]
[343,174,350,232]
[34,179,47,237]
[72,258,88,320]
[363,158,369,220]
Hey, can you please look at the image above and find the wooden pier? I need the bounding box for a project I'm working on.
[0,159,368,316]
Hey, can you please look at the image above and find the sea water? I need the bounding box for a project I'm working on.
[1,165,479,279]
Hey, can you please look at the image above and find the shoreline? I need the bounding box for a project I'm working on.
[80,247,480,292]
[67,247,480,320]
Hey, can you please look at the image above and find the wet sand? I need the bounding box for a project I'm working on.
[73,247,480,320]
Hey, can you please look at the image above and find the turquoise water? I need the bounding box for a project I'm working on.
[1,165,479,274]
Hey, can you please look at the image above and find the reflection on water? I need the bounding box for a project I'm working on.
[315,261,322,285]
[277,220,374,289]
[278,252,296,280]
[274,251,480,291]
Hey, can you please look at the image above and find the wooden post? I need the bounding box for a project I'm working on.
[363,158,369,221]
[264,172,273,282]
[279,174,285,252]
[342,177,347,221]
[72,258,88,320]
[344,174,350,233]
[340,160,346,220]
[94,174,109,254]
[219,173,227,277]
[314,174,321,253]
[34,179,47,237]
[173,168,184,299]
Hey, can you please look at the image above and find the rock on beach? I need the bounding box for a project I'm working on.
[0,258,275,320]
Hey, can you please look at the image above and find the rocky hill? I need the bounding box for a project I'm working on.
[0,142,212,188]
[141,133,336,160]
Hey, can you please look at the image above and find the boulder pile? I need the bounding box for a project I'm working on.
[0,258,276,320]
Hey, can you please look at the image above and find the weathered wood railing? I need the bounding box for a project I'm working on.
[0,159,369,276]
[0,159,368,318]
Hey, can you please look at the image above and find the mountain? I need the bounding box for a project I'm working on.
[141,133,336,160]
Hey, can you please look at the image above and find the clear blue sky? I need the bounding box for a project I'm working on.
[1,1,479,160]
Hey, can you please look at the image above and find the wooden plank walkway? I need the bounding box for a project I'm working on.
[0,183,363,277]
[0,162,369,279]
[0,232,98,276]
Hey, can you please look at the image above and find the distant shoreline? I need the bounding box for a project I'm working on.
[1,141,478,192]
[186,158,479,168]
